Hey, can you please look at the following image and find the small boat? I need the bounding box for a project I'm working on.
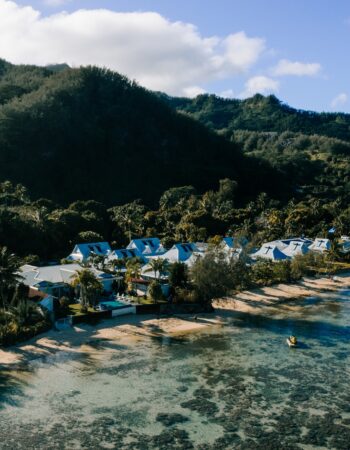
[287,336,298,347]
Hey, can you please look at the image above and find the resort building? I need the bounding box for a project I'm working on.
[156,243,200,264]
[282,241,310,258]
[308,238,331,253]
[251,244,291,261]
[108,248,143,264]
[20,263,116,298]
[127,238,166,258]
[66,242,112,262]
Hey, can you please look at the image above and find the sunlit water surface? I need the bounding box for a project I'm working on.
[1,291,350,449]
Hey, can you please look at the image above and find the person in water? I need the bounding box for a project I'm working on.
[290,335,297,344]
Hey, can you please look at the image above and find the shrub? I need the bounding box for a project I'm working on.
[272,260,292,283]
[251,259,274,285]
[173,287,199,304]
[147,281,164,303]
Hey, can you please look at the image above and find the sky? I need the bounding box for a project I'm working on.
[1,0,349,112]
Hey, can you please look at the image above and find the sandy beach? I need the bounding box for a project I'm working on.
[0,314,222,368]
[213,272,350,313]
[1,273,349,369]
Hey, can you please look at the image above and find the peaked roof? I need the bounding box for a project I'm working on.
[251,244,290,261]
[309,238,331,252]
[158,243,199,263]
[127,237,165,255]
[282,241,310,257]
[109,248,142,260]
[222,236,248,249]
[20,263,114,288]
[68,242,112,260]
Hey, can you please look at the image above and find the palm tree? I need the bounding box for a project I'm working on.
[125,258,142,283]
[144,258,169,281]
[109,259,125,292]
[328,240,343,262]
[70,269,103,312]
[109,258,125,274]
[0,247,22,321]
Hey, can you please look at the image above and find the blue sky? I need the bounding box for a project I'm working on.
[3,0,350,112]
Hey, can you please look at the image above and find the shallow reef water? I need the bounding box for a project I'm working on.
[0,291,350,449]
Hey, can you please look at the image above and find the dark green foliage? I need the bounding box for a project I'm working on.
[163,93,350,201]
[169,262,188,288]
[0,62,287,206]
[147,281,164,303]
[1,61,350,262]
[190,248,237,303]
[162,93,350,140]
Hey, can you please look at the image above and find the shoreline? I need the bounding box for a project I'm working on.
[1,273,350,369]
[213,272,350,313]
[0,313,223,369]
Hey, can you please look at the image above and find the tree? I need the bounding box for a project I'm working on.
[0,247,22,318]
[78,231,104,243]
[290,254,309,280]
[159,186,196,211]
[109,259,126,292]
[327,240,344,262]
[144,258,169,281]
[88,253,106,270]
[147,281,164,304]
[109,201,146,242]
[251,259,274,285]
[125,257,142,283]
[168,262,188,288]
[70,269,102,312]
[190,248,236,304]
[272,260,292,284]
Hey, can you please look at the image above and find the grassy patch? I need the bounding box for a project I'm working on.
[137,297,167,305]
[68,303,95,316]
[308,261,350,275]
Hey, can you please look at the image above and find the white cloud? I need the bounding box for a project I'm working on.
[240,76,279,98]
[183,86,206,98]
[331,93,348,109]
[0,0,266,96]
[272,59,321,77]
[43,0,71,7]
[220,89,235,98]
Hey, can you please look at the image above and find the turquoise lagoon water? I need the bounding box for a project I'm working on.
[0,290,350,449]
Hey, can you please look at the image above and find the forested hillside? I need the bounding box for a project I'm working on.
[162,93,350,200]
[162,93,350,140]
[0,60,286,206]
[1,62,350,258]
[1,59,350,239]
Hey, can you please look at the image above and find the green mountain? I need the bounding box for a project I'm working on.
[160,93,350,200]
[0,60,286,206]
[161,93,350,141]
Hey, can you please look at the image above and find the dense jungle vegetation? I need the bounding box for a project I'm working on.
[0,59,286,206]
[0,60,350,260]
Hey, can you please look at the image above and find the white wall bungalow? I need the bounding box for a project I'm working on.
[222,236,248,250]
[308,238,331,253]
[67,242,112,263]
[157,243,200,264]
[127,238,166,258]
[20,263,116,298]
[282,241,310,258]
[258,238,312,253]
[251,244,291,261]
[108,248,143,263]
